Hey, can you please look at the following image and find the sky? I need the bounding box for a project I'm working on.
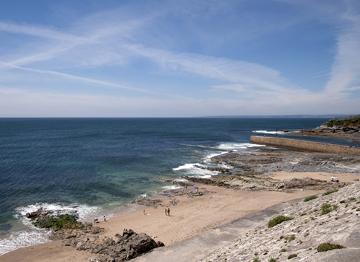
[0,0,359,117]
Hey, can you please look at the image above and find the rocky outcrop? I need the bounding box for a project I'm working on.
[186,174,340,192]
[84,229,164,262]
[25,208,164,261]
[300,116,360,141]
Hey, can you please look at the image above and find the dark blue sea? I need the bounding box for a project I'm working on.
[1,117,355,254]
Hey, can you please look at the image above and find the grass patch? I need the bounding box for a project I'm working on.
[268,215,293,228]
[304,195,318,202]
[320,203,337,215]
[323,189,338,196]
[317,243,345,252]
[287,254,297,259]
[269,259,277,262]
[253,258,260,262]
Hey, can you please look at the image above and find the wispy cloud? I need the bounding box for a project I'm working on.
[0,0,359,116]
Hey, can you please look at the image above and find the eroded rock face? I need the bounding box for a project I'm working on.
[202,182,360,262]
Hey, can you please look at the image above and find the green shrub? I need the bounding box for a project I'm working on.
[304,195,318,202]
[269,259,277,262]
[326,116,360,127]
[268,215,293,228]
[288,254,297,259]
[323,189,338,196]
[253,258,260,262]
[280,248,287,252]
[320,203,337,215]
[317,243,345,252]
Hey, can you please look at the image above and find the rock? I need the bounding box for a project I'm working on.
[88,229,164,261]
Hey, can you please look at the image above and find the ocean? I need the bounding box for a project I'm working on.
[0,117,351,254]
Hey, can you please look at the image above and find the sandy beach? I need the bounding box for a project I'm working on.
[0,173,334,262]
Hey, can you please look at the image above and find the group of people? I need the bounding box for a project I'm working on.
[164,207,171,216]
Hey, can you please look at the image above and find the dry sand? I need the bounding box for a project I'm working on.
[2,172,357,262]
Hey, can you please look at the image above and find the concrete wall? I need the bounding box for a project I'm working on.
[250,135,360,155]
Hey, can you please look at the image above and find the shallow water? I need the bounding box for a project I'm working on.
[0,117,346,253]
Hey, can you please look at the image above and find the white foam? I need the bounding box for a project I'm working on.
[173,178,189,183]
[204,151,228,160]
[216,143,265,151]
[173,163,219,177]
[162,185,182,190]
[218,163,233,169]
[0,203,100,255]
[253,130,285,135]
[0,230,50,255]
[173,163,206,171]
[15,203,99,222]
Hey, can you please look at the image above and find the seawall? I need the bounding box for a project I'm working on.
[250,135,360,155]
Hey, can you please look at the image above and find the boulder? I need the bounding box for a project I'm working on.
[89,229,164,261]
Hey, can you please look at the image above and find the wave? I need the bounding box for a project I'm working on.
[0,230,50,255]
[253,130,285,135]
[15,203,99,222]
[172,163,206,171]
[216,143,265,151]
[172,163,219,178]
[204,151,228,160]
[162,185,182,190]
[0,203,100,255]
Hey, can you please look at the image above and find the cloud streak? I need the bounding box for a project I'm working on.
[0,0,359,116]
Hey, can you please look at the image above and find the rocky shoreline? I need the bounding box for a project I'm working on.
[24,209,164,262]
[300,116,360,142]
[176,148,360,193]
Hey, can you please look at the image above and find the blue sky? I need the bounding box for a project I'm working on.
[0,0,359,116]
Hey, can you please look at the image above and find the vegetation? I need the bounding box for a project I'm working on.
[287,254,297,259]
[326,116,360,127]
[280,248,287,252]
[253,257,260,262]
[304,195,318,202]
[34,214,83,231]
[269,258,277,262]
[268,215,293,228]
[320,203,337,215]
[317,243,345,252]
[322,189,338,196]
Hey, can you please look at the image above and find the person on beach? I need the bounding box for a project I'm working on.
[167,207,171,216]
[103,216,107,222]
[164,208,168,216]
